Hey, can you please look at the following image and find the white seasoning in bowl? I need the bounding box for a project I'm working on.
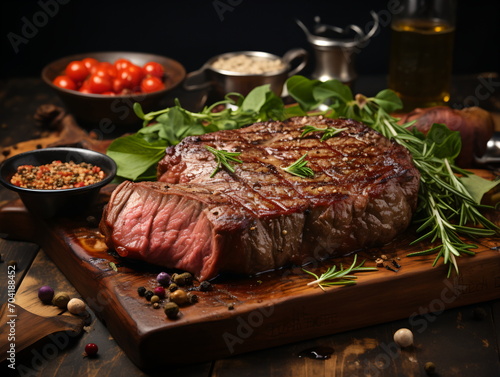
[211,54,285,74]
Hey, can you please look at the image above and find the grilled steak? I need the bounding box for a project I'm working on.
[100,116,420,280]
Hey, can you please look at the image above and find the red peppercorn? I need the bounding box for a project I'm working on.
[153,286,166,299]
[84,343,98,357]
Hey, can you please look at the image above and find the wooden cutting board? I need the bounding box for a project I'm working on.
[0,181,499,370]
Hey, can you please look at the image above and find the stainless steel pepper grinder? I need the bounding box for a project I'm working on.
[297,11,379,86]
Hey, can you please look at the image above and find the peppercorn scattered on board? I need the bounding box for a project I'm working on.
[0,175,499,369]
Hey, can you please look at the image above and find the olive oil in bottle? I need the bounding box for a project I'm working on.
[389,18,455,111]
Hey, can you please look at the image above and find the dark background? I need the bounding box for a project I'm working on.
[1,0,499,81]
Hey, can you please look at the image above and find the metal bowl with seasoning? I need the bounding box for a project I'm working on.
[183,49,308,100]
[0,147,117,219]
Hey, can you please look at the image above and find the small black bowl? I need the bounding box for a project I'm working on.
[0,147,117,219]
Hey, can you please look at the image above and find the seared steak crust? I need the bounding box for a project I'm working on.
[101,116,420,280]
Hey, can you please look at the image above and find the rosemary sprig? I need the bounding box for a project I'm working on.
[300,124,348,141]
[287,76,500,276]
[205,146,243,178]
[367,109,498,276]
[303,255,378,291]
[282,153,314,178]
[288,77,500,276]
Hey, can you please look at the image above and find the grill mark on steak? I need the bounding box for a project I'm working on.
[101,116,420,280]
[225,164,298,214]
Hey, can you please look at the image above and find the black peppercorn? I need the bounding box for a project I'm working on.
[187,292,199,304]
[137,286,147,297]
[144,290,154,301]
[199,281,213,292]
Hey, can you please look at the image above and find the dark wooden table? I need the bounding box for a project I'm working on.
[1,76,500,377]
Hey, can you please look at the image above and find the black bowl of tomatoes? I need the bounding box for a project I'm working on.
[42,52,186,129]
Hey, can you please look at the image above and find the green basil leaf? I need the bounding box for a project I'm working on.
[258,91,286,120]
[410,126,427,141]
[241,84,273,112]
[459,174,500,204]
[137,122,161,135]
[212,118,240,130]
[106,134,167,181]
[313,79,353,104]
[284,104,307,118]
[372,89,403,113]
[202,122,220,133]
[426,123,462,160]
[286,75,323,111]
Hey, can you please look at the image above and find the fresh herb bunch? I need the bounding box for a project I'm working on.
[107,85,298,180]
[303,255,377,290]
[286,75,499,276]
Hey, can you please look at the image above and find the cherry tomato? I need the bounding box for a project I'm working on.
[122,64,144,90]
[55,56,166,95]
[79,78,91,89]
[87,74,112,94]
[92,62,117,79]
[140,76,165,93]
[112,77,128,93]
[114,58,133,72]
[81,57,99,71]
[65,61,89,83]
[142,61,165,79]
[52,75,77,90]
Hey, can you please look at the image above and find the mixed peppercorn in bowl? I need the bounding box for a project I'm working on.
[10,160,106,190]
[0,147,116,218]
